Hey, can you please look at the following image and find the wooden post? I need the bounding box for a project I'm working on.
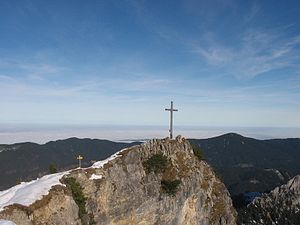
[77,155,83,168]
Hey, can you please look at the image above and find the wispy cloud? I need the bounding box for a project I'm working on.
[0,76,86,97]
[0,54,67,80]
[0,70,174,101]
[20,63,66,81]
[244,2,260,22]
[193,28,300,79]
[129,1,300,81]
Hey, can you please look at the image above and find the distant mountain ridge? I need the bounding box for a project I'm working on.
[0,137,139,190]
[1,133,300,196]
[189,133,300,195]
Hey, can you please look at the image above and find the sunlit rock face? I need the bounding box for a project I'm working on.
[0,136,237,225]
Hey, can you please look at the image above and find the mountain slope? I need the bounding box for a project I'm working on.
[189,133,300,195]
[0,136,237,225]
[0,138,138,190]
[238,175,300,224]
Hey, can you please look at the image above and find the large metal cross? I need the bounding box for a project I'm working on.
[165,101,178,139]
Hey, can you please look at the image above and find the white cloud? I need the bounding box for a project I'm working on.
[193,45,234,66]
[193,29,300,79]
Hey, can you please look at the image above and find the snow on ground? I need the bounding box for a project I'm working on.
[0,220,16,225]
[0,146,133,212]
[92,148,128,168]
[0,171,68,211]
[89,174,103,180]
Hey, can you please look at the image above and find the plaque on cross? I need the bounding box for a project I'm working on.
[165,101,178,139]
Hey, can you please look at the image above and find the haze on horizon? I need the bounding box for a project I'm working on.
[0,1,300,130]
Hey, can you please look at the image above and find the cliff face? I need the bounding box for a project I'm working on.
[0,136,237,225]
[238,175,300,225]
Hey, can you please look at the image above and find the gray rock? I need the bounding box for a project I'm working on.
[239,175,300,225]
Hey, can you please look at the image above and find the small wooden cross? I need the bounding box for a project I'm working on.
[77,155,83,168]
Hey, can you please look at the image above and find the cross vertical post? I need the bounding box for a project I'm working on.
[77,155,83,168]
[165,101,178,139]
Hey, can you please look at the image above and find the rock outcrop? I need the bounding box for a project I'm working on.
[238,175,300,224]
[0,186,80,225]
[0,136,237,225]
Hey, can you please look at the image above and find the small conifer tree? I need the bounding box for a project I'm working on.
[49,163,58,174]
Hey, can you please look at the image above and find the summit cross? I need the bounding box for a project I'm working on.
[165,101,178,139]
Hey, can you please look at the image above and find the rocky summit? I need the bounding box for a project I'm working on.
[238,175,300,224]
[0,136,237,225]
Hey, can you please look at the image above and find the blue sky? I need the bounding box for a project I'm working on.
[0,0,300,127]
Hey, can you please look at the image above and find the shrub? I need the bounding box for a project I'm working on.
[143,153,168,174]
[161,179,181,196]
[191,143,204,160]
[16,177,22,185]
[49,163,58,174]
[64,177,88,224]
[194,149,203,160]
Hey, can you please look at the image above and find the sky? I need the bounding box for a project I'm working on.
[0,0,300,129]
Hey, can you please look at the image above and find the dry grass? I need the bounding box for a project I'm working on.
[103,161,114,170]
[118,148,132,158]
[0,204,30,216]
[201,166,213,191]
[210,199,227,223]
[162,164,178,180]
[209,181,228,223]
[201,179,210,191]
[175,152,190,177]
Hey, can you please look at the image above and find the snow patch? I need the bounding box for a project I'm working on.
[0,220,16,225]
[237,163,254,168]
[264,168,284,181]
[116,139,147,143]
[89,174,103,180]
[92,148,127,168]
[0,146,132,212]
[0,171,68,212]
[250,179,260,184]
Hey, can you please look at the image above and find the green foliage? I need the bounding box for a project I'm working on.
[161,179,181,196]
[16,177,22,185]
[64,177,88,224]
[191,143,204,161]
[49,163,58,174]
[143,153,168,174]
